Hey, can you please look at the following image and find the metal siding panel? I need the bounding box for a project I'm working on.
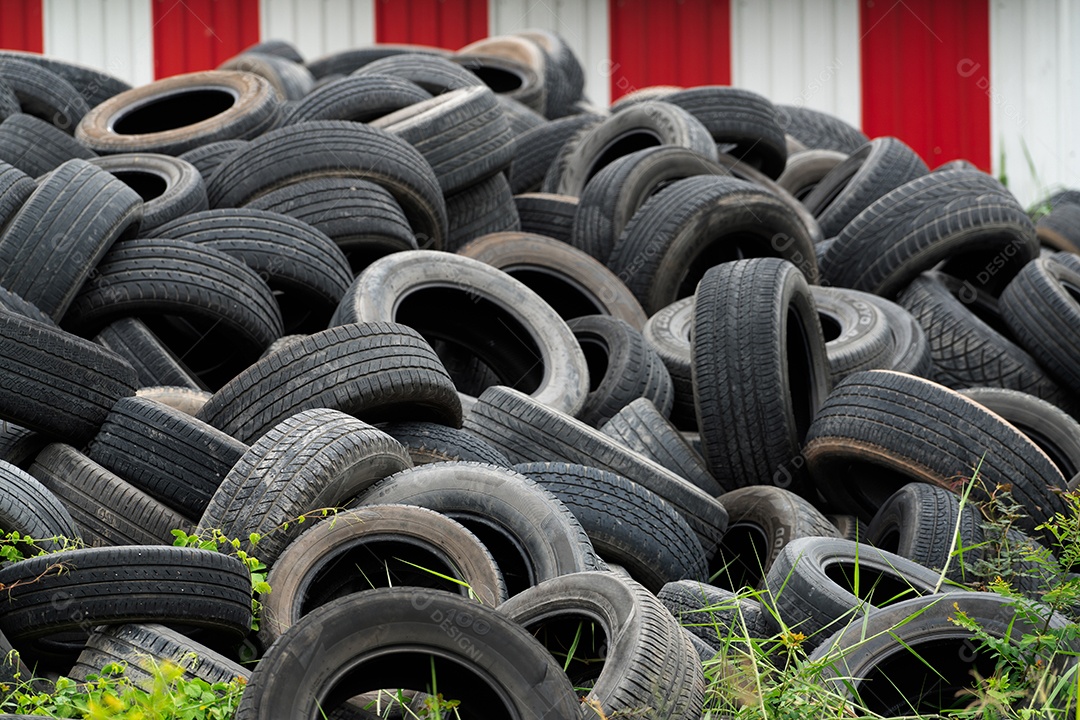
[261,0,375,61]
[43,0,154,88]
[609,0,730,101]
[153,0,260,78]
[0,0,43,51]
[375,0,487,49]
[860,0,990,171]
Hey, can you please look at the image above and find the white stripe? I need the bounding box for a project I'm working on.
[43,0,154,89]
[488,0,610,107]
[731,0,861,131]
[260,0,375,67]
[990,0,1080,207]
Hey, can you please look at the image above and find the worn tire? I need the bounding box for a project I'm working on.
[379,421,509,467]
[89,153,207,236]
[95,318,204,391]
[0,113,96,177]
[642,297,697,430]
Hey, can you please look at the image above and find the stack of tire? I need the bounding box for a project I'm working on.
[0,30,1074,719]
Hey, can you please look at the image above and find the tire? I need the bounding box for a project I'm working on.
[827,514,870,543]
[0,422,46,470]
[30,443,193,547]
[692,259,832,494]
[0,160,35,233]
[233,587,580,720]
[1035,203,1080,253]
[960,387,1080,479]
[244,39,305,64]
[898,272,1072,409]
[452,50,545,115]
[332,250,588,416]
[0,285,53,326]
[149,208,352,335]
[712,486,841,591]
[259,504,506,649]
[379,421,509,467]
[857,289,933,377]
[463,385,730,553]
[76,71,280,156]
[218,52,314,101]
[822,170,1038,298]
[555,101,718,196]
[0,50,130,109]
[135,386,212,417]
[0,458,79,552]
[776,148,848,200]
[0,113,96,177]
[571,146,729,263]
[599,397,720,495]
[508,113,603,194]
[198,410,411,568]
[658,580,772,649]
[1000,256,1080,398]
[516,29,586,116]
[195,322,461,444]
[87,396,248,519]
[281,74,431,124]
[352,53,484,95]
[0,78,23,123]
[866,482,983,584]
[498,571,705,719]
[305,45,450,79]
[643,297,697,430]
[69,623,249,687]
[496,93,546,135]
[801,137,928,237]
[811,285,894,384]
[808,592,1072,717]
[95,318,204,391]
[0,56,89,133]
[205,120,448,251]
[0,546,252,663]
[762,536,954,648]
[359,461,600,596]
[665,86,787,179]
[513,192,577,243]
[803,370,1067,538]
[566,314,673,427]
[63,238,283,389]
[512,461,708,591]
[444,173,520,252]
[0,158,142,321]
[607,175,819,314]
[0,310,137,444]
[243,176,417,273]
[775,105,868,154]
[177,139,248,181]
[369,86,513,195]
[89,153,208,236]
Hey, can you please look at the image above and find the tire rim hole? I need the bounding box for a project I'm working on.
[521,614,607,693]
[446,514,533,597]
[676,232,775,300]
[587,129,663,185]
[873,527,901,554]
[467,65,524,94]
[818,312,843,343]
[786,306,817,443]
[575,334,610,393]
[711,522,770,590]
[111,170,168,202]
[112,88,238,135]
[824,561,923,607]
[501,267,604,322]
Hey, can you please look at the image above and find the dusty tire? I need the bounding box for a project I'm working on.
[642,297,697,430]
[90,153,208,236]
[95,318,204,391]
[0,113,96,177]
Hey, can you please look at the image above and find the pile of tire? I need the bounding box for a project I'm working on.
[0,30,1076,719]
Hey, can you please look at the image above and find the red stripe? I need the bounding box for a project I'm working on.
[153,0,260,79]
[608,0,731,101]
[375,0,488,50]
[0,0,43,53]
[860,0,990,170]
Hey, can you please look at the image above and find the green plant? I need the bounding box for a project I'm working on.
[171,528,270,632]
[0,529,83,564]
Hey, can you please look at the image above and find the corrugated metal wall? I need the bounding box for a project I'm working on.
[608,0,731,102]
[990,0,1080,207]
[260,0,374,63]
[44,0,153,87]
[376,0,486,48]
[0,0,43,51]
[151,0,259,79]
[488,0,610,106]
[731,0,861,130]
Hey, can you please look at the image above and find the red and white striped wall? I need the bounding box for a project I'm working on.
[0,0,1076,206]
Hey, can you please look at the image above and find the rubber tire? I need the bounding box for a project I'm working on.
[1035,203,1080,253]
[774,105,868,154]
[513,461,708,591]
[195,322,461,444]
[463,386,730,553]
[451,52,546,116]
[843,287,933,378]
[496,93,545,135]
[866,482,983,584]
[0,158,142,321]
[135,386,212,416]
[607,175,819,314]
[658,580,772,650]
[803,370,1067,539]
[692,258,832,495]
[87,396,247,519]
[206,120,448,251]
[508,113,603,194]
[0,113,96,177]
[712,485,841,591]
[76,71,280,156]
[87,153,207,236]
[0,310,137,444]
[30,443,193,547]
[177,139,248,181]
[822,170,1038,298]
[642,297,697,430]
[306,44,450,79]
[0,56,89,132]
[811,285,895,384]
[258,504,507,649]
[599,397,720,495]
[0,160,35,233]
[512,192,578,243]
[379,421,509,467]
[234,587,580,720]
[332,250,588,416]
[762,536,956,649]
[352,53,485,95]
[94,317,204,391]
[0,458,79,552]
[443,173,521,252]
[499,570,705,719]
[218,52,314,101]
[776,148,848,200]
